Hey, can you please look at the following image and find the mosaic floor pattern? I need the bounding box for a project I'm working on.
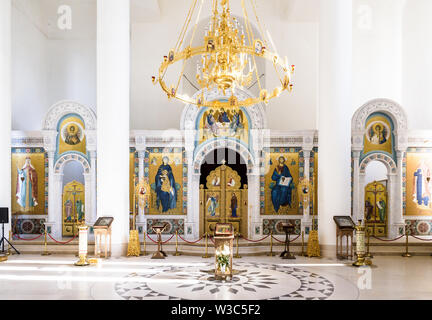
[114,262,336,300]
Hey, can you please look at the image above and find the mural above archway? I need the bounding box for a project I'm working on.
[196,105,250,151]
[57,114,87,159]
[362,112,396,162]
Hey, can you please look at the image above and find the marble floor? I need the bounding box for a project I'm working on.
[0,254,431,300]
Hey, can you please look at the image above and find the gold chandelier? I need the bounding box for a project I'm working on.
[152,0,295,109]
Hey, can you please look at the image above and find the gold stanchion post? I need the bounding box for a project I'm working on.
[402,229,412,257]
[174,230,181,256]
[267,231,275,257]
[202,232,210,258]
[234,232,242,259]
[141,231,147,256]
[365,227,373,259]
[300,231,305,256]
[41,228,51,256]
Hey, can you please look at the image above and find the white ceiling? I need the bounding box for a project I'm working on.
[12,0,318,40]
[12,0,161,39]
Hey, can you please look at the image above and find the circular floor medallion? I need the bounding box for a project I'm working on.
[114,262,336,300]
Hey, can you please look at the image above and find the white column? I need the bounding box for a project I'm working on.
[352,151,361,222]
[318,0,352,250]
[301,149,312,235]
[53,173,64,239]
[0,0,11,236]
[394,151,406,230]
[89,151,97,224]
[97,0,130,256]
[387,173,398,238]
[185,130,198,239]
[83,173,92,224]
[45,151,56,235]
[247,170,260,239]
[137,150,145,221]
[302,150,311,218]
[358,173,365,223]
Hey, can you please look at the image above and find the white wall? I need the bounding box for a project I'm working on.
[364,160,388,187]
[402,0,432,129]
[12,0,96,130]
[46,39,96,109]
[12,4,48,130]
[130,0,320,130]
[352,0,404,111]
[14,0,432,133]
[62,160,84,188]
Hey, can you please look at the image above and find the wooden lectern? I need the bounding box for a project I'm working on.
[214,223,234,280]
[280,222,296,259]
[93,217,113,258]
[333,216,355,260]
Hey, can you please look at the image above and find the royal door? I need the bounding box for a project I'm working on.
[364,180,387,237]
[62,180,85,237]
[200,164,248,236]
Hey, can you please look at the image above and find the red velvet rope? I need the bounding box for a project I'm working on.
[146,233,158,244]
[291,234,301,242]
[14,233,43,241]
[178,234,204,244]
[271,234,301,243]
[372,235,404,242]
[209,236,215,244]
[241,234,270,243]
[410,234,432,242]
[47,233,77,245]
[162,234,175,244]
[147,233,174,244]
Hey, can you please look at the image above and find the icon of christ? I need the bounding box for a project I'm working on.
[270,156,294,213]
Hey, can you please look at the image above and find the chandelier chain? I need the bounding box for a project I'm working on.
[241,0,262,92]
[153,0,295,109]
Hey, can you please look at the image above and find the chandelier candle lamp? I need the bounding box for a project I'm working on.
[153,0,294,109]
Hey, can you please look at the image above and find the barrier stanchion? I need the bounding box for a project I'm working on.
[267,231,275,257]
[174,230,181,256]
[202,232,210,258]
[41,228,51,256]
[402,229,412,257]
[141,231,147,256]
[365,228,373,259]
[234,232,241,259]
[300,231,305,256]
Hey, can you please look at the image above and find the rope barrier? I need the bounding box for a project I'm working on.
[146,233,158,244]
[271,234,301,243]
[291,234,301,242]
[146,233,175,244]
[47,233,77,245]
[162,234,175,244]
[372,235,404,242]
[410,234,432,242]
[241,234,270,243]
[14,233,43,241]
[209,236,215,245]
[178,234,204,244]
